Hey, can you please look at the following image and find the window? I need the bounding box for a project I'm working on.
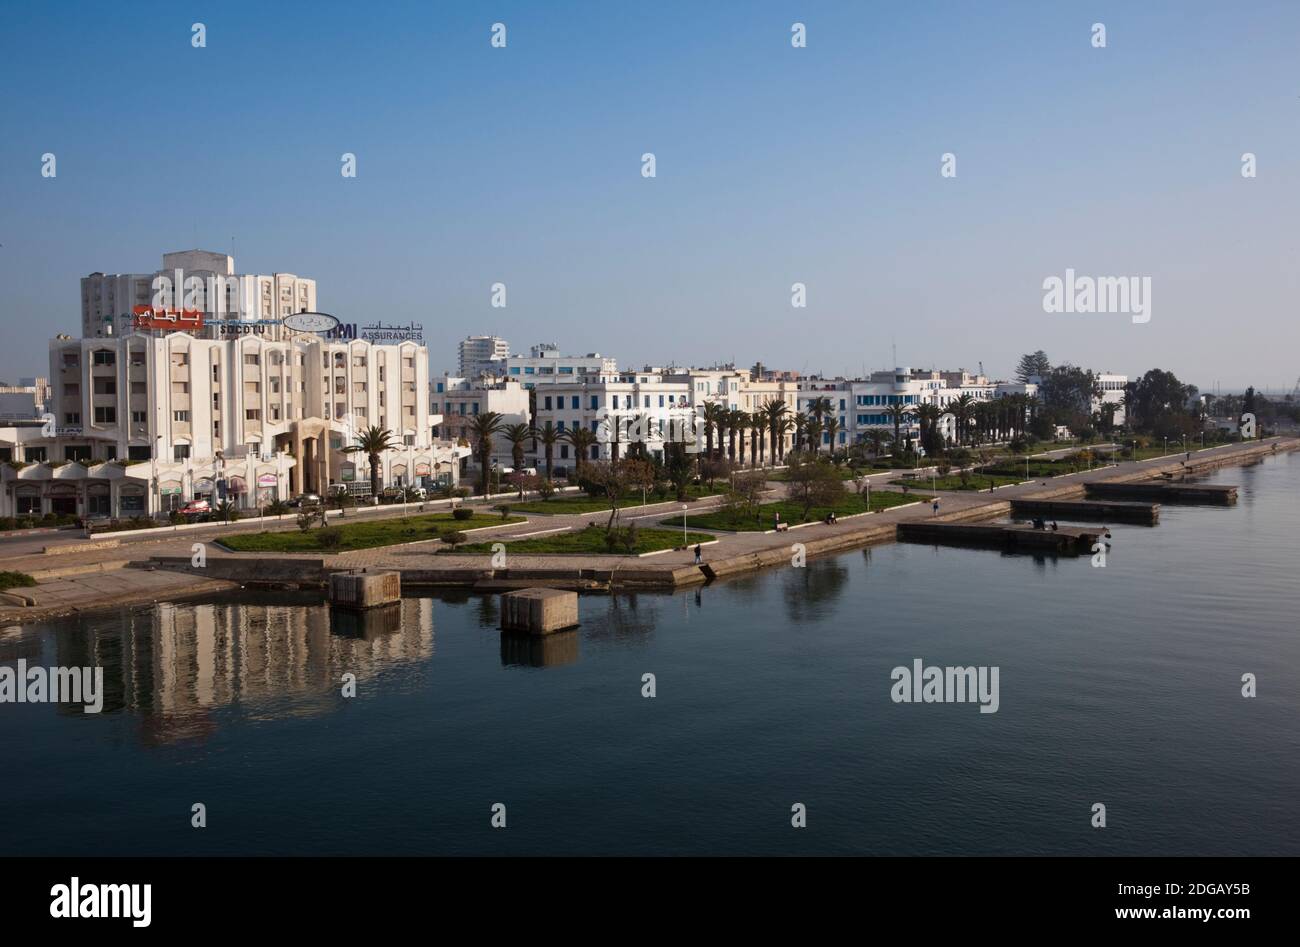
[93,350,115,366]
[590,396,598,409]
[173,410,190,422]
[128,445,150,461]
[64,412,80,424]
[131,382,147,395]
[94,406,116,424]
[63,354,80,368]
[64,383,80,397]
[213,365,220,381]
[26,447,46,462]
[571,396,579,409]
[172,352,189,366]
[244,353,260,366]
[245,409,261,421]
[172,382,189,394]
[544,396,553,410]
[132,411,147,423]
[94,378,116,395]
[173,445,190,461]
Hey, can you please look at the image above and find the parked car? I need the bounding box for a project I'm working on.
[179,499,210,516]
[285,493,321,508]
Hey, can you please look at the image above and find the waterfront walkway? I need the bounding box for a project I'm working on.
[1,437,1293,623]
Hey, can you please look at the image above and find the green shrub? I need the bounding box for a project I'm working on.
[0,571,37,591]
[452,507,473,521]
[440,530,467,550]
[317,526,343,549]
[498,505,511,520]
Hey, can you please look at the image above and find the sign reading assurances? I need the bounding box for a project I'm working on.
[328,321,423,343]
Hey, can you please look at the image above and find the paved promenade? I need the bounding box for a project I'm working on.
[1,437,1292,623]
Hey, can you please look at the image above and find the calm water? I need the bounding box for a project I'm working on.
[2,453,1297,856]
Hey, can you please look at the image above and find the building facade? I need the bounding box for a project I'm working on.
[81,250,317,341]
[1,332,463,518]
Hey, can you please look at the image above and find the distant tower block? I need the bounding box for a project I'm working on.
[500,588,579,635]
[329,571,401,609]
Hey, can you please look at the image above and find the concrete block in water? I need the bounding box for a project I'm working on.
[329,571,401,609]
[500,588,579,635]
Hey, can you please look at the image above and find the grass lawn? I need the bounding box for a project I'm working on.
[0,571,37,591]
[771,465,880,481]
[219,512,523,553]
[893,472,1023,491]
[455,525,714,555]
[661,490,927,531]
[499,483,726,515]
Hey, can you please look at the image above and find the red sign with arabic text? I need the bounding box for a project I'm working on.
[132,306,205,331]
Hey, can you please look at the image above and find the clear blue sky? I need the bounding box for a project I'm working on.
[2,0,1297,392]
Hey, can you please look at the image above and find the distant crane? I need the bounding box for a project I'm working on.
[1291,376,1300,399]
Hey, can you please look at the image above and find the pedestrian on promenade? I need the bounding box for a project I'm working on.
[774,511,781,529]
[693,543,702,564]
[932,498,940,516]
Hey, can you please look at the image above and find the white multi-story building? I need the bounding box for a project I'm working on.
[1095,372,1128,426]
[457,335,510,380]
[81,250,317,341]
[528,372,693,477]
[1,332,463,518]
[498,344,617,386]
[0,378,49,422]
[432,376,531,471]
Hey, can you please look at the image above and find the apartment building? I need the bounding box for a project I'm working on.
[527,372,694,476]
[498,343,618,386]
[432,376,531,470]
[0,333,461,518]
[457,335,510,379]
[81,249,316,341]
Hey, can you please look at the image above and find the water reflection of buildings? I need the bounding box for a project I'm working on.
[53,598,434,744]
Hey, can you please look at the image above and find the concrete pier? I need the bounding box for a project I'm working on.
[898,521,1102,553]
[1011,498,1159,525]
[500,587,579,635]
[328,571,402,609]
[1086,482,1237,504]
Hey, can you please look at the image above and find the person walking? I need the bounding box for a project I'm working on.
[932,498,940,516]
[693,543,702,564]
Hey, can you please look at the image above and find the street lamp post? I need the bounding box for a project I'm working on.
[681,503,688,547]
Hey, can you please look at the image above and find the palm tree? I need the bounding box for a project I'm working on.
[733,410,750,465]
[537,421,560,481]
[865,427,887,458]
[727,409,744,463]
[762,399,789,462]
[824,415,842,457]
[915,402,942,454]
[502,422,531,472]
[950,394,975,446]
[750,411,765,467]
[805,416,824,454]
[777,415,795,461]
[807,397,832,454]
[793,412,809,453]
[886,403,914,453]
[467,411,505,496]
[345,425,397,500]
[564,426,598,478]
[701,402,724,462]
